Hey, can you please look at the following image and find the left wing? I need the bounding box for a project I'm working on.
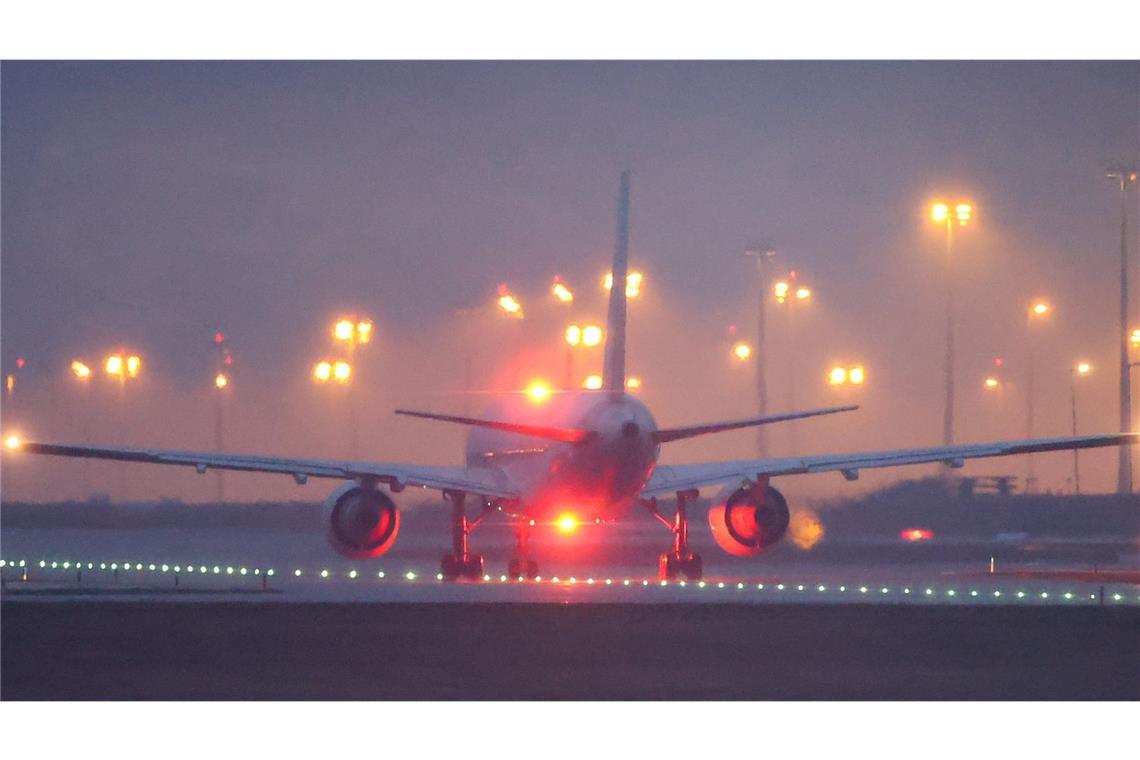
[11,441,518,500]
[642,433,1137,497]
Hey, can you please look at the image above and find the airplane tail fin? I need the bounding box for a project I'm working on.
[602,171,631,393]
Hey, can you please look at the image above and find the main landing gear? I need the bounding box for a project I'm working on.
[440,491,489,581]
[647,489,703,581]
[440,491,538,580]
[507,519,539,580]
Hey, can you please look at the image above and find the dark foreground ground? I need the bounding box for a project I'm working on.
[3,602,1138,699]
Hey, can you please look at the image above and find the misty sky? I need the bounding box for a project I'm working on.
[2,61,1137,502]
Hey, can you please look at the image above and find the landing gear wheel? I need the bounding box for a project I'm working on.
[461,553,484,580]
[441,553,484,581]
[659,552,703,581]
[508,558,539,580]
[441,554,461,581]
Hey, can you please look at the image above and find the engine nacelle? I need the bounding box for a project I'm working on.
[324,482,401,559]
[708,481,790,557]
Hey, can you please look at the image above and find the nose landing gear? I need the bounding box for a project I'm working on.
[647,489,703,581]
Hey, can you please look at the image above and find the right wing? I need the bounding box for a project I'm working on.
[11,441,518,500]
[642,433,1137,497]
[652,405,857,444]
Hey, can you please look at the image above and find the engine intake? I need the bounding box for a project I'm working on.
[708,482,790,557]
[325,483,401,558]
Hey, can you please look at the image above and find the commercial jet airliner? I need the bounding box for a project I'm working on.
[7,173,1135,580]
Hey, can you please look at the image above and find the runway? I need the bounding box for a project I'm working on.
[4,600,1137,699]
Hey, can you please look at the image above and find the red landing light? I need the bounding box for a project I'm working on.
[900,528,934,542]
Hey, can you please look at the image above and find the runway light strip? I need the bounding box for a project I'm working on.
[2,559,1137,606]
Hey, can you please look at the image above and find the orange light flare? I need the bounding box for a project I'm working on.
[551,277,574,303]
[564,325,582,346]
[70,360,92,381]
[1029,300,1051,318]
[789,509,825,550]
[625,376,642,390]
[312,361,333,382]
[333,361,352,383]
[5,434,21,451]
[900,528,934,542]
[556,514,578,534]
[214,373,229,390]
[583,374,603,390]
[732,342,752,361]
[526,380,552,403]
[983,375,1000,390]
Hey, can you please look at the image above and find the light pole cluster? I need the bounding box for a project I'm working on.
[312,316,373,459]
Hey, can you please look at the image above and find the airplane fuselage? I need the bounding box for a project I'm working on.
[464,391,659,521]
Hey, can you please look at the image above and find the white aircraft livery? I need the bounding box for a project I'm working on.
[8,172,1136,580]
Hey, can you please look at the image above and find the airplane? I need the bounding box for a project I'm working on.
[6,172,1135,581]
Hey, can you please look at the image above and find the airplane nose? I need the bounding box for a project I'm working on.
[621,421,640,438]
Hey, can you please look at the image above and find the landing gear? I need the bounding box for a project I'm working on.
[648,489,703,581]
[440,491,491,581]
[507,519,539,579]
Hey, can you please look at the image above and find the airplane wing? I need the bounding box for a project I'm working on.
[641,433,1137,497]
[11,441,518,500]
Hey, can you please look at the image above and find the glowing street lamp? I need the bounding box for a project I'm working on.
[313,361,332,382]
[551,277,574,303]
[604,270,643,298]
[71,360,92,381]
[983,375,1000,390]
[334,317,373,345]
[828,364,865,386]
[1131,328,1140,349]
[625,376,642,390]
[1071,361,1093,493]
[565,325,582,346]
[104,352,141,380]
[333,361,352,382]
[496,285,523,318]
[733,342,752,361]
[583,374,603,390]
[214,373,229,389]
[773,280,790,304]
[582,325,603,347]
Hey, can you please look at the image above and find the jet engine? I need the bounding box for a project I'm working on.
[324,482,401,558]
[707,481,790,557]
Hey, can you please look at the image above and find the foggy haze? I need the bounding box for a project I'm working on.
[2,60,1137,502]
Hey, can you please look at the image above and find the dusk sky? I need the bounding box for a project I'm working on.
[2,61,1137,501]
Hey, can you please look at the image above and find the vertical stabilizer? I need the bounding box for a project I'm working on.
[602,171,630,392]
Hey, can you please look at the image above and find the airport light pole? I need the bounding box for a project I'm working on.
[744,246,777,456]
[1024,301,1051,492]
[1070,361,1092,494]
[1106,167,1136,495]
[212,332,232,502]
[333,317,373,459]
[772,272,812,455]
[931,202,972,464]
[104,350,141,500]
[70,360,93,496]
